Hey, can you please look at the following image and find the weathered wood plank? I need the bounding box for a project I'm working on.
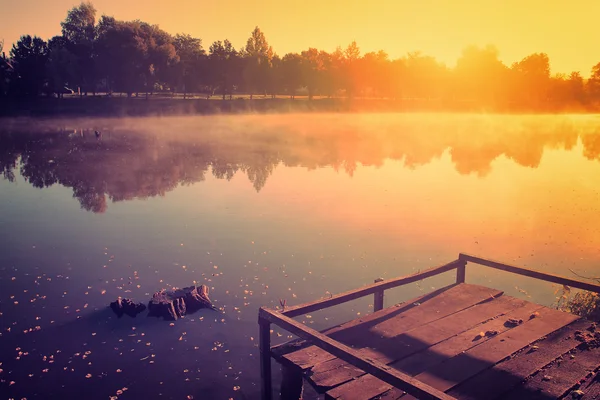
[459,253,600,294]
[393,301,544,376]
[375,388,407,400]
[325,300,542,400]
[259,307,456,400]
[282,260,461,318]
[581,370,600,400]
[447,319,593,400]
[311,295,527,391]
[412,307,580,394]
[500,332,600,399]
[283,284,503,372]
[277,285,457,369]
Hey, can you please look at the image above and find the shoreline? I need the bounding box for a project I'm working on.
[1,96,596,118]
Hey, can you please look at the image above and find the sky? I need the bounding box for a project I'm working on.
[1,0,598,76]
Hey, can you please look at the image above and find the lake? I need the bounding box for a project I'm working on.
[1,113,599,399]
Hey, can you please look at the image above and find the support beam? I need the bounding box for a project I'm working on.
[282,260,461,317]
[259,318,273,400]
[374,278,384,311]
[456,260,466,284]
[459,253,600,293]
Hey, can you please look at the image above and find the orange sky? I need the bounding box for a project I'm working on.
[2,0,599,76]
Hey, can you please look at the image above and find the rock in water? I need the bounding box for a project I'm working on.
[110,298,147,318]
[147,284,216,320]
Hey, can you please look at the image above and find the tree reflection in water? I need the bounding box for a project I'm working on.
[1,115,599,213]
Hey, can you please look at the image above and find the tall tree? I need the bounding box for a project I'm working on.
[137,23,178,97]
[344,41,361,97]
[243,26,273,98]
[280,53,303,98]
[359,50,390,98]
[587,63,600,103]
[300,48,327,100]
[511,53,551,108]
[46,36,77,97]
[0,40,11,97]
[9,35,49,97]
[453,45,509,107]
[172,34,204,98]
[95,20,145,96]
[209,39,240,99]
[61,1,97,95]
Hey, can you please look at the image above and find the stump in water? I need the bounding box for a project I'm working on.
[110,298,147,318]
[147,284,216,320]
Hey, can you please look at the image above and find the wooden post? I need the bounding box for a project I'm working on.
[456,260,466,284]
[259,316,272,400]
[374,278,384,312]
[280,365,304,400]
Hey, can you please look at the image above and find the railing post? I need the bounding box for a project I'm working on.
[456,260,467,284]
[374,278,384,311]
[259,314,272,400]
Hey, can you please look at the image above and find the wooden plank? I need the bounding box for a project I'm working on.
[259,307,456,400]
[375,388,407,400]
[326,300,543,400]
[459,253,600,294]
[279,285,458,370]
[447,319,593,400]
[411,307,580,394]
[311,295,527,391]
[393,301,544,376]
[282,260,461,318]
[283,284,503,371]
[581,370,600,400]
[501,330,600,400]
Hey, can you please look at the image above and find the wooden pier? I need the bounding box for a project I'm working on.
[258,253,600,400]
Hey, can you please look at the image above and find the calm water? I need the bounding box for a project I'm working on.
[1,113,600,399]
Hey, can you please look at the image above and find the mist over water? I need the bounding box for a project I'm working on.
[1,113,600,399]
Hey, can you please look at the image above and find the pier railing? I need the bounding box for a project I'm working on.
[258,253,600,400]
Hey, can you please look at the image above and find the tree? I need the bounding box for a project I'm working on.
[137,23,178,97]
[9,35,49,97]
[453,45,509,107]
[243,26,273,98]
[0,40,11,97]
[173,34,204,98]
[209,39,240,99]
[587,63,600,103]
[343,41,361,97]
[359,50,390,98]
[280,53,303,98]
[511,53,551,108]
[61,1,97,95]
[95,20,145,96]
[403,51,448,100]
[300,48,327,100]
[46,36,77,97]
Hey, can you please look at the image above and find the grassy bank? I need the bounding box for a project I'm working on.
[0,95,594,118]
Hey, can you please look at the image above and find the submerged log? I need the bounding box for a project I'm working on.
[147,284,216,320]
[110,298,147,318]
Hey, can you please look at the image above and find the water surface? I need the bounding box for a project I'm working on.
[1,113,600,399]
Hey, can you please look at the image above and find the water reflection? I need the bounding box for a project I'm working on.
[1,114,600,214]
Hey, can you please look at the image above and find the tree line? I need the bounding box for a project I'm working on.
[2,2,600,110]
